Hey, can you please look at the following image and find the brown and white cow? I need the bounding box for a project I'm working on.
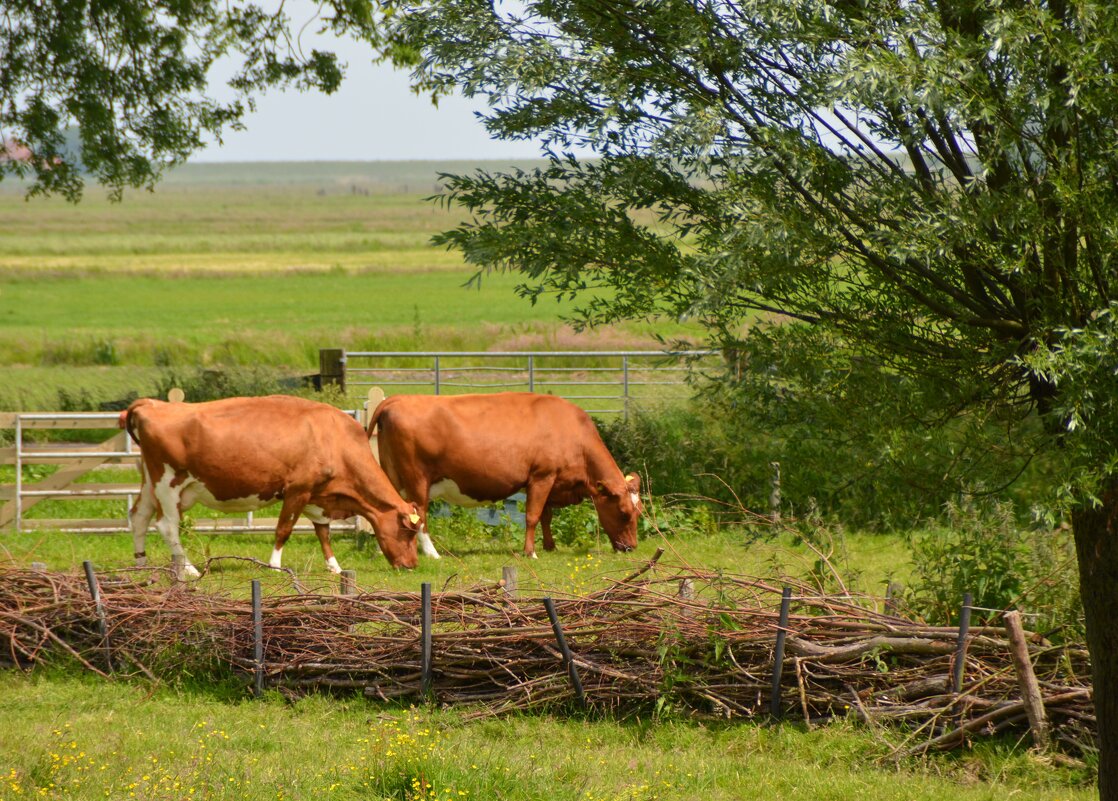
[367,392,641,559]
[120,395,422,576]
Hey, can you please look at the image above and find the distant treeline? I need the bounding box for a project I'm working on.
[161,159,554,191]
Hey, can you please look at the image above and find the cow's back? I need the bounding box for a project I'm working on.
[373,393,602,499]
[130,395,365,488]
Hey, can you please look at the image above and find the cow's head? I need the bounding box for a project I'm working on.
[369,503,423,569]
[591,472,641,553]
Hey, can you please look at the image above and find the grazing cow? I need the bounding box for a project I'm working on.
[120,395,422,576]
[368,392,641,559]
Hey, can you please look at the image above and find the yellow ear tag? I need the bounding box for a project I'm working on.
[626,473,637,481]
[408,513,420,525]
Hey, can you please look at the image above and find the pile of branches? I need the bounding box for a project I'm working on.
[0,557,1095,759]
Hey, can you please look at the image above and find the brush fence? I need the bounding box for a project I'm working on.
[0,562,1095,758]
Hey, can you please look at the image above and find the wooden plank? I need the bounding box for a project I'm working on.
[1,484,139,501]
[0,431,127,527]
[11,483,141,501]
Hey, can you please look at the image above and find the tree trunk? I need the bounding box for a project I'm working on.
[1072,484,1118,800]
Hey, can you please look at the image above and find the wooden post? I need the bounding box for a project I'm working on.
[952,592,973,694]
[319,349,346,392]
[252,579,264,697]
[167,387,185,403]
[1004,610,1050,749]
[543,597,587,709]
[884,581,903,615]
[420,582,433,698]
[769,586,792,718]
[769,462,782,524]
[30,562,46,571]
[501,566,518,598]
[363,387,385,434]
[83,560,112,672]
[171,553,186,583]
[339,569,357,596]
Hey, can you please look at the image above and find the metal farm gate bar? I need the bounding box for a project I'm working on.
[328,349,718,417]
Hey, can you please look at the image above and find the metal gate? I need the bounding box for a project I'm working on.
[337,349,716,417]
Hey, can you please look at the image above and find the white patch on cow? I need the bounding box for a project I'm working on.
[303,504,329,524]
[418,528,441,559]
[630,492,641,508]
[430,478,484,507]
[269,547,284,569]
[180,479,274,513]
[325,556,342,574]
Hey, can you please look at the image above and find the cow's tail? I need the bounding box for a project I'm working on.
[118,398,157,445]
[365,398,389,439]
[365,399,392,467]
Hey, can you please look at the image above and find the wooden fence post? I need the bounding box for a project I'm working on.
[952,592,973,694]
[1004,610,1050,750]
[339,569,357,596]
[885,581,903,616]
[252,579,264,697]
[319,349,346,392]
[769,462,782,524]
[420,582,433,698]
[82,560,112,672]
[501,566,518,599]
[543,597,587,709]
[769,586,792,718]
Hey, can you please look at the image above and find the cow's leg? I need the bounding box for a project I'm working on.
[269,492,309,571]
[540,506,556,552]
[302,504,342,574]
[129,465,157,568]
[522,477,556,559]
[150,473,200,578]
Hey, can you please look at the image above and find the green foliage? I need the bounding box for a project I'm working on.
[396,0,1118,523]
[0,0,382,199]
[905,502,1083,638]
[152,365,297,403]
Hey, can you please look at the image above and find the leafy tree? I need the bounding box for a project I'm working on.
[0,0,383,200]
[385,0,1118,793]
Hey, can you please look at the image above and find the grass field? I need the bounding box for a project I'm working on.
[0,162,697,406]
[0,161,1095,800]
[0,672,1093,801]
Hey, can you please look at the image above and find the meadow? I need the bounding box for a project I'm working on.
[0,165,693,408]
[0,161,1094,800]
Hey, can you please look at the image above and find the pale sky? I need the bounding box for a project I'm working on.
[198,38,542,163]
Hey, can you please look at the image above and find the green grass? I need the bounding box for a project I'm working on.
[0,170,700,402]
[0,512,912,599]
[0,671,1093,801]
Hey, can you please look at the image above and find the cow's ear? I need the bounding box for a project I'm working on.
[401,506,421,530]
[625,473,641,492]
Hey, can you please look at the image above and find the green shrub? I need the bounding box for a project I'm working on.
[154,366,300,403]
[904,501,1083,639]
